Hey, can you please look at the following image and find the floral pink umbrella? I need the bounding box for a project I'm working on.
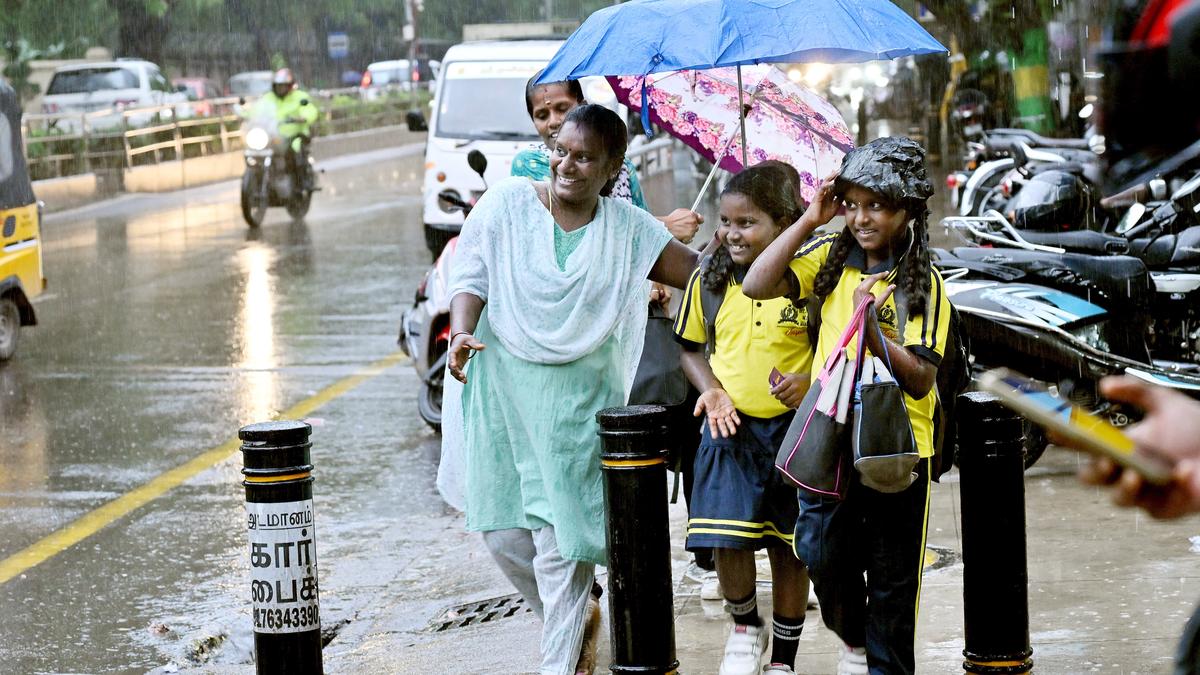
[609,64,854,204]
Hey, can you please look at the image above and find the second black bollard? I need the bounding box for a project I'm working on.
[957,392,1033,674]
[596,405,678,675]
[241,420,323,675]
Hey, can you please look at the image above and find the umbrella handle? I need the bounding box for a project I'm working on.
[688,70,768,212]
[691,155,725,213]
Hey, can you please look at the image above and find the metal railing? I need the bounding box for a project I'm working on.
[626,136,675,178]
[20,88,428,182]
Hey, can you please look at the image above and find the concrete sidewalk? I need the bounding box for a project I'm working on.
[320,445,1200,674]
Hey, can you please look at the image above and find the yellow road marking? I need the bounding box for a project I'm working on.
[0,352,409,586]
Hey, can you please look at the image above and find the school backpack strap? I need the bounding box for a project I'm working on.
[805,295,823,348]
[893,284,972,482]
[697,255,725,358]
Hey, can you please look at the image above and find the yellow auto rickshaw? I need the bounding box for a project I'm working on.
[0,79,45,361]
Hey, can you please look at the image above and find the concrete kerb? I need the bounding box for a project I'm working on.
[33,125,426,212]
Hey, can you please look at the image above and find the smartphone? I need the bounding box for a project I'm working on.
[769,367,785,388]
[978,368,1174,485]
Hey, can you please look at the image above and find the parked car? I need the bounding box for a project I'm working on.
[360,59,439,99]
[172,76,223,117]
[41,59,188,131]
[227,70,274,99]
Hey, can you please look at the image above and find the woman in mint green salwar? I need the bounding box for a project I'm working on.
[444,106,701,675]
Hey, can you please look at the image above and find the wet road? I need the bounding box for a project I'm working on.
[0,146,448,671]
[0,127,961,672]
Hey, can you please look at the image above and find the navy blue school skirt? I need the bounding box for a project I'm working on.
[685,411,798,551]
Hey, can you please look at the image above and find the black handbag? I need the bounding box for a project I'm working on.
[775,297,872,499]
[629,302,688,407]
[851,302,920,493]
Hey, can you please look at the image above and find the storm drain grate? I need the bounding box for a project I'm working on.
[428,593,532,632]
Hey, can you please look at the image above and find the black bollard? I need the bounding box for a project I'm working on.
[957,392,1033,674]
[596,405,678,675]
[240,420,323,675]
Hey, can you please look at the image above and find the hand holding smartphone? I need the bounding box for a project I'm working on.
[978,368,1174,485]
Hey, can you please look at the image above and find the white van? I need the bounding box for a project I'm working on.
[417,40,618,257]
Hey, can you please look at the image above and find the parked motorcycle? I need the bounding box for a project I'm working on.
[398,149,488,432]
[949,135,1101,218]
[933,249,1200,467]
[240,112,317,227]
[945,166,1200,363]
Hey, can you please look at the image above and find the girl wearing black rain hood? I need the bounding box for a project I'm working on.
[741,137,952,675]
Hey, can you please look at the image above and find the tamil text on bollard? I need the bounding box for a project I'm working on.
[241,420,323,675]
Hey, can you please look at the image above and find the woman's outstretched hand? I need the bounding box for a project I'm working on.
[695,387,741,439]
[447,332,486,384]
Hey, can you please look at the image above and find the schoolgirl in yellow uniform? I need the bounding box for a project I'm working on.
[743,138,951,675]
[673,163,813,675]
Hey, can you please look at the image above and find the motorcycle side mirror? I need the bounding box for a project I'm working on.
[467,149,488,178]
[467,149,488,190]
[1115,202,1147,234]
[405,109,428,132]
[1150,178,1168,201]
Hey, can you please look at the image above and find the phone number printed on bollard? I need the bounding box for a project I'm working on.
[247,499,320,634]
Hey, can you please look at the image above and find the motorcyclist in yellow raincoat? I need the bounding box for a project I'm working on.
[249,68,319,189]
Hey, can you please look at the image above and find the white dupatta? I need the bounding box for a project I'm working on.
[436,178,669,510]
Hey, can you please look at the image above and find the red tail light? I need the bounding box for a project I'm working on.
[412,70,420,82]
[360,71,372,88]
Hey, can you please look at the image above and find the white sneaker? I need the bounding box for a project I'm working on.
[837,643,868,675]
[718,624,768,675]
[700,570,723,601]
[763,664,795,674]
[684,561,709,583]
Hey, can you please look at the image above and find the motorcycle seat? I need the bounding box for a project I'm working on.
[932,248,1026,280]
[1019,230,1130,255]
[986,128,1092,150]
[1127,234,1179,267]
[950,247,1155,308]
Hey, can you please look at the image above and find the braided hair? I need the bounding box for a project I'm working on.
[703,162,805,292]
[811,137,934,317]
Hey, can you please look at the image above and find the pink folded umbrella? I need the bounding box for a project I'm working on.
[609,64,854,205]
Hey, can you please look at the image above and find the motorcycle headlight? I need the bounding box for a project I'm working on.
[245,127,270,151]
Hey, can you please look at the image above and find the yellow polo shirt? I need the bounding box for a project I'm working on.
[788,233,952,458]
[674,267,813,419]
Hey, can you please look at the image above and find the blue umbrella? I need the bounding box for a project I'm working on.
[538,0,947,149]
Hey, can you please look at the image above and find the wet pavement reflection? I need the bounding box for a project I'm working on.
[0,147,437,671]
